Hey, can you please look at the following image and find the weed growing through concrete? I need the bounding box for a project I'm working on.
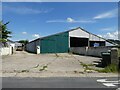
[21,70,29,73]
[55,53,59,57]
[80,62,94,72]
[33,64,39,68]
[80,62,118,73]
[39,65,48,71]
[74,70,78,73]
[14,70,29,73]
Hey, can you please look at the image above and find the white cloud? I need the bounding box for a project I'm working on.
[67,17,75,23]
[3,5,53,15]
[93,9,118,19]
[98,31,118,40]
[46,17,95,23]
[32,34,40,38]
[22,32,27,35]
[98,34,103,37]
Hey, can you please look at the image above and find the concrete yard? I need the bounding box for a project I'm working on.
[1,51,118,77]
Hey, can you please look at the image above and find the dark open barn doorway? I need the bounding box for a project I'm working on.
[70,37,88,47]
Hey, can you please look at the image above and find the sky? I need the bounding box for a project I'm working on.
[2,2,118,41]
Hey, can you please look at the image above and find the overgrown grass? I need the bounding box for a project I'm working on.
[96,64,118,73]
[80,62,118,73]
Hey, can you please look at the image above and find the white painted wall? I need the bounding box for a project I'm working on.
[69,28,89,38]
[7,41,15,49]
[0,46,12,55]
[36,39,40,54]
[89,34,105,41]
[37,46,40,54]
[10,43,15,49]
[69,28,105,41]
[70,46,113,57]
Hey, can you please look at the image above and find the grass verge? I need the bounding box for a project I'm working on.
[96,64,118,73]
[80,62,118,73]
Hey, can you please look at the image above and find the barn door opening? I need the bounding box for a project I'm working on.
[70,37,88,47]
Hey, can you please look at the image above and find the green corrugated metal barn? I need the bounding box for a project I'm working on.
[40,32,69,53]
[26,27,115,54]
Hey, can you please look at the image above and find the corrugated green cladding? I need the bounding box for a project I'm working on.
[40,32,69,53]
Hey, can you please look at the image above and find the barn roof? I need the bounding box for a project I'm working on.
[28,27,117,45]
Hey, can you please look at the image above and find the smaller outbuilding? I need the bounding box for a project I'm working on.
[26,27,116,54]
[0,39,15,55]
[7,39,15,49]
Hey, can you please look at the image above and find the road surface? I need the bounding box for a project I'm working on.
[2,77,119,88]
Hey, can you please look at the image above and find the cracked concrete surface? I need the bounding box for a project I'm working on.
[1,51,118,77]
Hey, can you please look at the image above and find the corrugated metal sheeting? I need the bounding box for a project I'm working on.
[26,39,40,53]
[40,32,69,53]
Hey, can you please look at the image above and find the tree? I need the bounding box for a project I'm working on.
[18,40,29,45]
[0,21,12,42]
[0,21,12,47]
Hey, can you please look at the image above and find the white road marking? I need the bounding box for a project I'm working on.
[103,83,120,87]
[97,79,119,83]
[97,79,120,87]
[116,88,120,90]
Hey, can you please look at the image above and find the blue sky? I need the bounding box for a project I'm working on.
[2,2,118,41]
